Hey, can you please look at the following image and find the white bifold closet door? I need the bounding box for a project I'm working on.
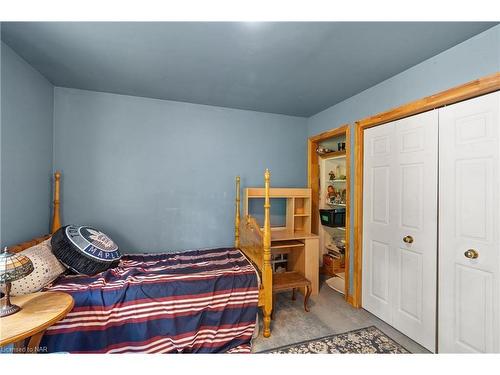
[438,91,500,353]
[363,110,438,352]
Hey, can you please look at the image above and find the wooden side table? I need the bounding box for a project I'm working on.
[0,292,74,354]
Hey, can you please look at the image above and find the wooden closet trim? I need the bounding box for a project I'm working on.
[357,72,500,129]
[352,72,500,308]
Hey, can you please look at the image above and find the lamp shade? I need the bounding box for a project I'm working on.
[0,247,34,283]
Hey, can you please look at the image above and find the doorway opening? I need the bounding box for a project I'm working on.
[308,125,351,304]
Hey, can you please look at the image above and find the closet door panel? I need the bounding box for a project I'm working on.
[400,164,424,229]
[397,247,423,320]
[371,166,391,224]
[455,265,493,352]
[369,240,390,302]
[363,110,438,353]
[392,111,438,352]
[362,123,396,322]
[439,91,500,353]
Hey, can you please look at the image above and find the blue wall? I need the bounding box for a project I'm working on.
[2,24,499,266]
[0,41,54,247]
[53,88,307,253]
[308,25,500,293]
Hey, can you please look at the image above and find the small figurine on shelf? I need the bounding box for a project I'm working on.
[333,192,342,204]
[335,165,341,178]
[328,170,335,181]
[327,185,335,197]
[326,185,335,205]
[316,146,331,155]
[341,188,347,203]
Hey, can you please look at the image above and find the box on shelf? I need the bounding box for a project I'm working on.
[319,208,346,228]
[322,253,344,275]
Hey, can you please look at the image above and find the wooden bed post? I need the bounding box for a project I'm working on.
[9,171,63,253]
[262,169,273,338]
[51,171,62,234]
[235,176,241,248]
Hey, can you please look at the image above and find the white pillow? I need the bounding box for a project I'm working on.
[10,239,66,296]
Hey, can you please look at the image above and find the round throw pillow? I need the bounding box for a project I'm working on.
[51,225,121,275]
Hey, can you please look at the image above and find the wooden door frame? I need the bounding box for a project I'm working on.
[352,72,500,308]
[308,124,351,303]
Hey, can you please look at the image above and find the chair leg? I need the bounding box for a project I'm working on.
[291,288,296,301]
[304,285,311,312]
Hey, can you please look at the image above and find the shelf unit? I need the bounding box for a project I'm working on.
[245,188,312,275]
[245,188,318,286]
[245,187,312,237]
[319,152,348,294]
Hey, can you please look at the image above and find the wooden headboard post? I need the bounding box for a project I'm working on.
[262,168,273,337]
[234,176,241,248]
[51,171,62,234]
[10,171,62,253]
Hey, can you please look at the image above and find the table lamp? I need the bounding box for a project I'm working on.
[0,247,34,317]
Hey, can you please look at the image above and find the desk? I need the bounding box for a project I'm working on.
[271,231,319,296]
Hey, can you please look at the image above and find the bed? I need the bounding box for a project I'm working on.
[8,170,274,353]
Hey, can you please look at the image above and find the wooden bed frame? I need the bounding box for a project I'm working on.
[234,169,273,338]
[10,169,275,337]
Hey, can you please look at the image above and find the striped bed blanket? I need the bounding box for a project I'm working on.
[41,247,259,353]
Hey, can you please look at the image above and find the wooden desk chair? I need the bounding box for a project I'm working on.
[272,271,312,318]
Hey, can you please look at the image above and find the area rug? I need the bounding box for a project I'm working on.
[259,326,410,354]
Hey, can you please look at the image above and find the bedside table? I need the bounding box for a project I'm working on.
[0,291,74,353]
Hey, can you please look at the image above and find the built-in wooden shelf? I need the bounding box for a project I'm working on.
[319,150,346,159]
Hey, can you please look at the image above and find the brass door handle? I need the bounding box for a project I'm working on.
[403,235,414,244]
[464,249,479,259]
